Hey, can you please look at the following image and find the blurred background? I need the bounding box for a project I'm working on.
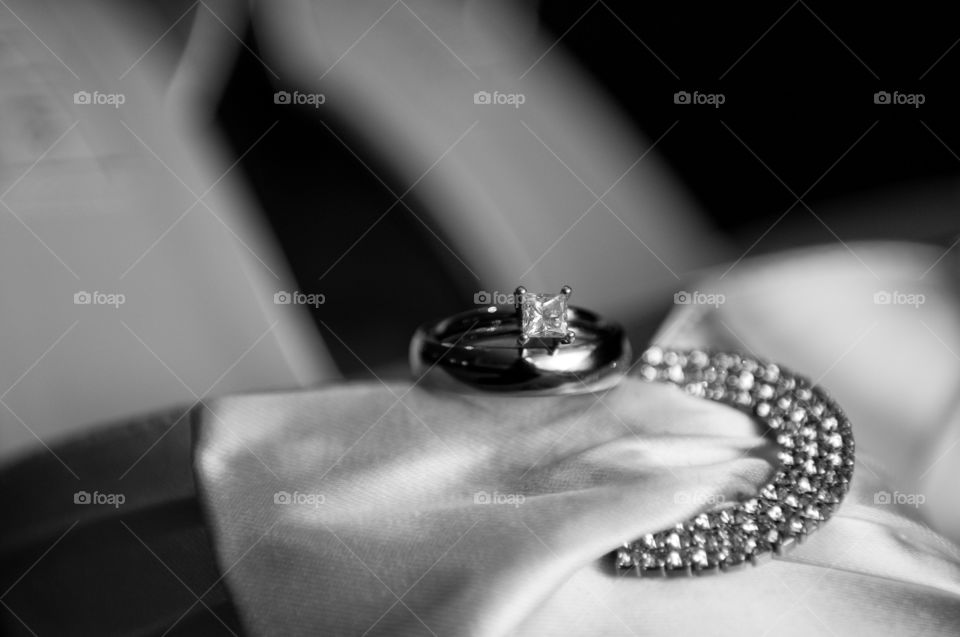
[224,1,960,372]
[3,3,960,635]
[1,0,959,455]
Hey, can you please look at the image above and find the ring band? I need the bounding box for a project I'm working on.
[615,347,855,576]
[410,286,632,395]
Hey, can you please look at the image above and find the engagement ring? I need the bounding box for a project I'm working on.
[410,286,632,395]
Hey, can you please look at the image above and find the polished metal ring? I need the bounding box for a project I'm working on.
[615,346,855,576]
[410,286,632,395]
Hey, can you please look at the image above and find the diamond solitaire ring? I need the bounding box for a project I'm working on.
[615,347,855,576]
[410,286,632,395]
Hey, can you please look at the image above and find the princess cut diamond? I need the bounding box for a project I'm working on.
[520,293,568,338]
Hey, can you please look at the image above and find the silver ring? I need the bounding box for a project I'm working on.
[615,347,855,576]
[410,286,632,395]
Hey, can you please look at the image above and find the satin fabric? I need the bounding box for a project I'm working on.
[195,242,960,636]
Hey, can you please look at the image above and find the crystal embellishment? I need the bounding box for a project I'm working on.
[520,293,568,338]
[618,347,855,576]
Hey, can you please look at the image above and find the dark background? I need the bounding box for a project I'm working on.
[210,1,960,376]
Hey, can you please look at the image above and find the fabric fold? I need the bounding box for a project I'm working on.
[194,380,773,636]
[194,243,960,635]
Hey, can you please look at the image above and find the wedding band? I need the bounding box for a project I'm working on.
[410,286,632,395]
[615,347,855,576]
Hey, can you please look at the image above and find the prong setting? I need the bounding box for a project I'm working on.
[516,285,572,347]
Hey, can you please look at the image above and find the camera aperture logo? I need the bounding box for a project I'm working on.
[874,490,925,508]
[73,90,126,108]
[274,290,325,308]
[473,290,518,305]
[274,90,326,108]
[274,490,326,507]
[873,91,924,108]
[74,290,125,308]
[473,90,526,108]
[473,490,525,507]
[74,490,125,508]
[873,290,925,308]
[674,290,725,308]
[674,90,725,108]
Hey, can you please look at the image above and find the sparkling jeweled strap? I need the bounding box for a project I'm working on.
[616,347,855,576]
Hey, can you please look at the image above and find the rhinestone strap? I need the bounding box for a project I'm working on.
[616,347,855,576]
